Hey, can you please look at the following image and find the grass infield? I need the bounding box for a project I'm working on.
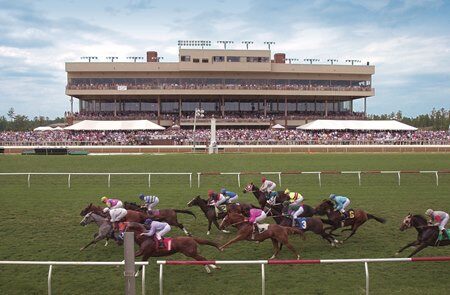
[0,153,449,294]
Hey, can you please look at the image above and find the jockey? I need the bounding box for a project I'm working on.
[208,189,227,209]
[260,177,276,196]
[139,194,159,212]
[284,189,304,205]
[101,196,123,213]
[283,201,305,226]
[425,209,449,240]
[329,194,350,220]
[220,188,239,204]
[246,208,267,238]
[140,218,171,248]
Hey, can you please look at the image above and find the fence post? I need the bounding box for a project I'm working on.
[197,173,201,188]
[27,173,31,188]
[318,173,322,187]
[364,262,369,295]
[237,173,241,188]
[358,172,361,186]
[278,172,281,187]
[261,263,265,295]
[159,264,164,295]
[108,174,111,188]
[124,232,136,295]
[397,172,401,186]
[148,174,151,188]
[435,172,439,187]
[47,264,53,295]
[141,265,146,295]
[189,173,192,188]
[68,174,71,189]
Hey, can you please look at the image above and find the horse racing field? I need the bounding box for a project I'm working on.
[0,153,449,294]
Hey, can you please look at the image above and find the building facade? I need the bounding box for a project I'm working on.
[65,48,375,127]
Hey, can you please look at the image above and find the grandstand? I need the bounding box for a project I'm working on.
[65,47,374,127]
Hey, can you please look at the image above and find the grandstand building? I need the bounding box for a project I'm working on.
[65,48,375,127]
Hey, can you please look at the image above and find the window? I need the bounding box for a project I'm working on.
[227,56,240,62]
[193,58,200,63]
[246,56,270,63]
[202,58,209,63]
[213,56,225,62]
[180,55,191,62]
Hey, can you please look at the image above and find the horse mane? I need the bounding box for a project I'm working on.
[412,214,427,223]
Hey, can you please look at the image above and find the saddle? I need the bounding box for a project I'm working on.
[214,205,227,215]
[294,217,308,230]
[255,223,269,233]
[148,209,160,217]
[266,191,278,200]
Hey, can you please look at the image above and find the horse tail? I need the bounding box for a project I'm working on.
[367,213,386,224]
[174,209,197,219]
[192,237,220,250]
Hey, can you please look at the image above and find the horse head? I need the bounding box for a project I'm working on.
[80,203,93,216]
[80,212,93,226]
[187,195,202,207]
[219,212,245,230]
[124,222,146,234]
[314,200,332,215]
[243,183,256,194]
[400,213,412,231]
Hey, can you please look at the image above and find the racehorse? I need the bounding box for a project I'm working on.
[187,196,230,235]
[396,214,450,257]
[124,201,195,236]
[79,212,115,251]
[314,200,386,242]
[80,203,148,223]
[268,206,340,247]
[125,222,221,275]
[243,183,289,209]
[218,212,303,259]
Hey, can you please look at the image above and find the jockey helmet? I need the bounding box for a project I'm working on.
[284,189,290,194]
[139,194,145,200]
[261,176,266,183]
[101,196,108,203]
[144,219,153,226]
[329,194,336,200]
[425,209,434,216]
[220,188,226,194]
[282,200,290,207]
[208,189,214,197]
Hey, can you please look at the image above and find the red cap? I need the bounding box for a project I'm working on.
[208,189,214,196]
[261,177,266,183]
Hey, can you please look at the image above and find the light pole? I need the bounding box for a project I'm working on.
[217,40,234,50]
[285,58,299,64]
[264,41,275,50]
[178,40,211,49]
[327,59,338,65]
[81,56,98,62]
[345,59,361,65]
[242,41,254,50]
[192,108,204,152]
[156,57,164,62]
[106,56,119,62]
[127,56,144,62]
[304,58,320,64]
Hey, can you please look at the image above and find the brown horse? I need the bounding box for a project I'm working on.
[243,183,289,209]
[314,200,386,242]
[124,201,195,236]
[80,203,148,223]
[218,212,303,259]
[396,214,450,257]
[125,222,221,275]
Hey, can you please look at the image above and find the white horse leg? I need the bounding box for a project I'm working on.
[206,231,210,235]
[204,265,211,273]
[221,230,230,234]
[134,269,140,277]
[183,228,189,235]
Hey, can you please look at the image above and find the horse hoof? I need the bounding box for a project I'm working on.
[222,230,230,234]
[219,247,224,252]
[206,231,210,235]
[134,272,140,277]
[395,252,399,256]
[269,255,276,260]
[79,248,84,251]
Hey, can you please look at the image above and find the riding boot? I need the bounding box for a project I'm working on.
[341,212,347,221]
[442,229,449,240]
[252,224,257,239]
[158,239,165,249]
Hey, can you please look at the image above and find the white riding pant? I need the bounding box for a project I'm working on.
[267,183,276,193]
[339,199,351,213]
[292,207,305,219]
[227,195,238,203]
[438,214,449,231]
[109,208,127,222]
[156,224,171,240]
[146,198,159,211]
[254,211,267,224]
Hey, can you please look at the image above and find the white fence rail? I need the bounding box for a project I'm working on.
[0,172,192,188]
[157,257,450,295]
[0,260,149,295]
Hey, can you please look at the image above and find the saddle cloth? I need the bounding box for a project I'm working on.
[438,229,450,241]
[256,223,269,233]
[214,205,227,215]
[155,237,172,251]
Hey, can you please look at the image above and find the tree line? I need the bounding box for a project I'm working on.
[0,107,448,131]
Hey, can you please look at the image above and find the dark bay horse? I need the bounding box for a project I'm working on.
[315,200,386,242]
[397,214,450,257]
[124,201,195,236]
[219,212,303,259]
[243,183,289,209]
[187,196,230,235]
[125,222,221,274]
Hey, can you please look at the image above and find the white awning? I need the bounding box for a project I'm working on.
[296,120,417,131]
[65,120,165,131]
[271,124,285,129]
[34,126,53,131]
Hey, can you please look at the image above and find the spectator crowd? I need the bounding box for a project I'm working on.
[0,129,448,146]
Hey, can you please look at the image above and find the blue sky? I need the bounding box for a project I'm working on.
[0,0,449,118]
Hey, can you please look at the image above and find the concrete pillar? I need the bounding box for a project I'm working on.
[264,98,267,116]
[179,97,182,118]
[325,100,328,117]
[364,97,367,118]
[114,99,117,116]
[221,96,225,117]
[124,232,136,295]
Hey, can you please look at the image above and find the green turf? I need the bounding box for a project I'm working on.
[0,153,449,295]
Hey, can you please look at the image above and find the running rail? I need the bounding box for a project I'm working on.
[156,257,450,295]
[0,261,149,295]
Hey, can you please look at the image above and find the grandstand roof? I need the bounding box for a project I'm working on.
[297,120,417,131]
[65,120,165,131]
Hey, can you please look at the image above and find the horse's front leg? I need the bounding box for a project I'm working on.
[396,240,420,255]
[407,243,428,258]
